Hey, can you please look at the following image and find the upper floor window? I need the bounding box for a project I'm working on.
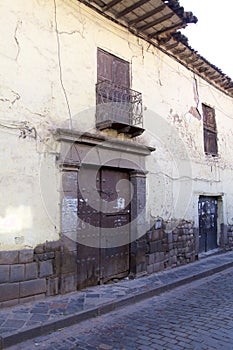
[96,48,144,137]
[97,48,130,88]
[202,104,218,156]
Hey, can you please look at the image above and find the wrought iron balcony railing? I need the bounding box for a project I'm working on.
[96,80,144,137]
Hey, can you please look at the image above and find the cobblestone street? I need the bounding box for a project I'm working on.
[7,267,233,350]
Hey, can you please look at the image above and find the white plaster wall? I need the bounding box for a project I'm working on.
[0,131,60,250]
[1,0,233,249]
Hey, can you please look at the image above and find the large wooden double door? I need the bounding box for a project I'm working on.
[77,167,131,288]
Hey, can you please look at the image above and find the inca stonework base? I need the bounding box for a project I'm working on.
[1,219,233,305]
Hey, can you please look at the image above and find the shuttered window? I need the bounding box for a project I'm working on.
[202,104,218,156]
[96,48,131,125]
[97,48,130,87]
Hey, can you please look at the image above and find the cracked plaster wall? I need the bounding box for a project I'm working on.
[0,0,233,250]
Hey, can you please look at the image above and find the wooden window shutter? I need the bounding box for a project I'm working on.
[97,48,129,88]
[202,104,218,156]
[97,48,113,83]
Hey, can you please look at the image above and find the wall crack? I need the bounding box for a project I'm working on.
[53,0,73,129]
[0,90,20,105]
[14,21,22,61]
[58,29,84,38]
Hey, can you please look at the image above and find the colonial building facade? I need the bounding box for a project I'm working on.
[1,0,233,304]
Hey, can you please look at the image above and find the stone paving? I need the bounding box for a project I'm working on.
[7,266,233,350]
[1,251,233,349]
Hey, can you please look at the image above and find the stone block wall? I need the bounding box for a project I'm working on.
[218,224,233,250]
[146,219,197,274]
[0,241,63,307]
[0,220,207,306]
[226,225,233,248]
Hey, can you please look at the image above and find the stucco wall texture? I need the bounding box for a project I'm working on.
[0,0,233,251]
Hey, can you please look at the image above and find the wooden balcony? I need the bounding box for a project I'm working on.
[96,80,144,137]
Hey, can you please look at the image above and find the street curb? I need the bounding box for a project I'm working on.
[1,261,233,349]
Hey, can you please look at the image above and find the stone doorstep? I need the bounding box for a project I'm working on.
[198,248,223,259]
[1,253,233,349]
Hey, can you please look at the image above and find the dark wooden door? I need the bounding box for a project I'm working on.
[198,196,218,252]
[77,167,101,289]
[99,168,130,283]
[77,167,130,288]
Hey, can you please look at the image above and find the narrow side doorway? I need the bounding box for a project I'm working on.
[198,196,218,253]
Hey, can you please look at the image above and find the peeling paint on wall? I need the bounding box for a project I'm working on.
[189,106,201,120]
[0,0,233,251]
